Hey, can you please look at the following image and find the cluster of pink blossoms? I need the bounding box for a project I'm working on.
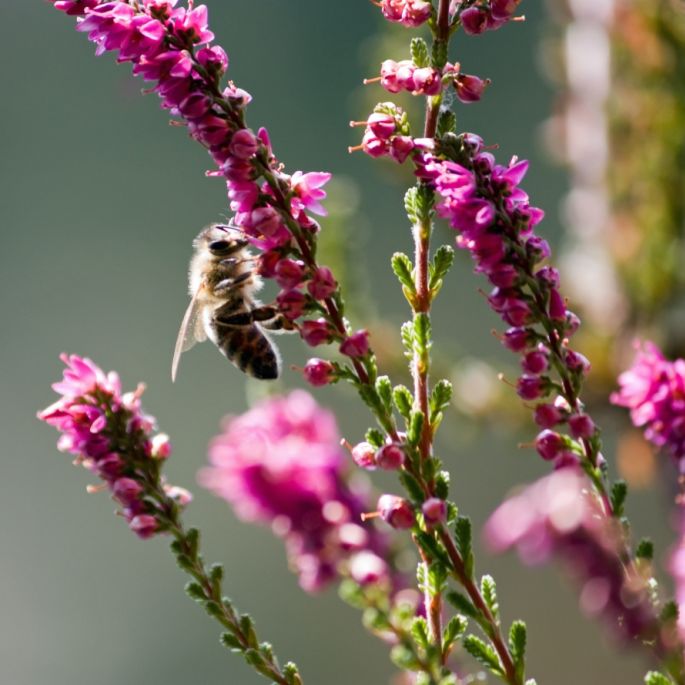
[415,135,595,469]
[38,355,190,538]
[376,0,433,27]
[52,0,369,381]
[611,342,685,466]
[485,468,658,642]
[455,0,523,35]
[199,391,389,591]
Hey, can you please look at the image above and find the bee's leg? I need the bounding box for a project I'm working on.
[214,272,253,296]
[216,305,295,331]
[259,312,296,332]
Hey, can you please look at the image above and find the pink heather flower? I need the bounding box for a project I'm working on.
[200,391,380,591]
[351,442,377,470]
[375,443,405,470]
[611,341,685,462]
[274,259,306,289]
[535,430,566,462]
[534,403,564,429]
[38,354,188,539]
[307,266,337,301]
[422,498,447,525]
[454,74,490,103]
[379,0,432,27]
[276,289,308,320]
[485,468,658,641]
[460,6,490,35]
[340,330,370,358]
[290,171,331,216]
[377,494,415,530]
[300,318,335,347]
[302,358,337,387]
[349,551,389,586]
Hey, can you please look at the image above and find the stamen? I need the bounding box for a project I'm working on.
[348,144,364,154]
[363,76,382,85]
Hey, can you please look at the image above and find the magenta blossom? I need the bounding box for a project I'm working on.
[611,341,685,464]
[485,468,657,642]
[200,391,385,591]
[38,354,191,539]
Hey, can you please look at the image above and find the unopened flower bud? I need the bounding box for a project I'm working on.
[340,330,370,358]
[534,403,564,428]
[307,266,337,300]
[129,514,158,539]
[565,349,590,374]
[535,430,566,461]
[516,374,546,400]
[422,497,447,525]
[277,289,308,320]
[349,551,388,585]
[549,288,567,321]
[454,74,489,103]
[274,259,306,289]
[503,327,533,352]
[351,441,376,469]
[522,347,549,375]
[569,413,595,439]
[302,358,336,386]
[377,494,415,529]
[376,443,405,470]
[112,477,144,505]
[300,318,335,346]
[150,433,172,459]
[229,128,259,159]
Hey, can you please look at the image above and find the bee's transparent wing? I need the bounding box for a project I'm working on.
[171,285,207,382]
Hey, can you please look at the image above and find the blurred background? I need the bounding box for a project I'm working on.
[1,1,684,684]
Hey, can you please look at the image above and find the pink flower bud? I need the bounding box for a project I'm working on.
[300,318,335,346]
[569,414,595,439]
[302,358,336,386]
[257,250,281,278]
[163,484,193,507]
[377,494,415,529]
[96,453,125,480]
[274,258,306,289]
[549,288,567,321]
[534,403,564,429]
[351,441,377,469]
[454,74,489,103]
[150,433,172,459]
[422,497,447,525]
[349,551,388,585]
[307,266,337,300]
[390,135,415,164]
[340,330,370,358]
[522,347,549,375]
[376,443,405,470]
[516,374,546,400]
[367,112,397,139]
[412,67,442,96]
[276,289,308,320]
[362,129,390,158]
[112,477,144,505]
[565,350,591,374]
[503,327,533,352]
[460,7,489,35]
[128,514,158,539]
[250,206,282,237]
[535,430,566,461]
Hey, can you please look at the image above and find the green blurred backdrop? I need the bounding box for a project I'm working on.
[0,2,675,684]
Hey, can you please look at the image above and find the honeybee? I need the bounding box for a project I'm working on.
[172,224,290,381]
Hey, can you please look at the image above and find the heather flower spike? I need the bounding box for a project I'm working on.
[42,1,685,684]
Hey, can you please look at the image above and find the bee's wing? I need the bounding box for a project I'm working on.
[171,285,207,382]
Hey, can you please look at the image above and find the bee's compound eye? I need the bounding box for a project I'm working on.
[209,240,230,254]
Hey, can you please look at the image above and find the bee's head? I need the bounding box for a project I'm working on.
[195,224,246,257]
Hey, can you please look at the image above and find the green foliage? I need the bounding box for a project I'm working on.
[480,575,499,623]
[644,672,674,685]
[375,375,393,413]
[407,410,426,447]
[636,538,654,560]
[221,632,243,651]
[446,591,479,620]
[283,662,303,685]
[509,620,527,681]
[411,37,430,67]
[405,187,420,225]
[431,37,448,69]
[660,600,679,624]
[430,379,453,428]
[611,480,628,517]
[463,634,503,675]
[411,616,430,648]
[434,470,450,499]
[392,252,416,293]
[393,384,414,419]
[442,615,468,652]
[455,516,474,578]
[437,110,457,138]
[400,470,426,504]
[429,245,455,295]
[401,321,415,359]
[365,428,385,449]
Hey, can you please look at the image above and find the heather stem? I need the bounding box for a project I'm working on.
[147,477,301,685]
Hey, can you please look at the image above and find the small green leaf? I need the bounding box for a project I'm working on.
[339,579,365,609]
[430,379,453,420]
[434,470,450,499]
[365,428,385,449]
[431,38,448,69]
[209,562,223,585]
[405,187,419,224]
[283,662,303,685]
[429,245,455,292]
[413,313,431,355]
[636,538,654,560]
[185,527,200,557]
[455,516,474,577]
[375,375,393,413]
[645,671,674,685]
[240,613,258,648]
[407,410,425,446]
[411,616,430,647]
[391,644,421,671]
[220,632,243,651]
[399,470,426,504]
[415,531,449,565]
[611,480,628,517]
[392,252,416,292]
[411,37,430,67]
[446,591,479,620]
[393,385,413,419]
[437,110,457,138]
[185,581,206,602]
[481,575,499,623]
[401,321,414,359]
[463,634,502,674]
[442,615,468,650]
[509,620,527,676]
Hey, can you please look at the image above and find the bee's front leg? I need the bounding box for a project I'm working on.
[213,272,253,297]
